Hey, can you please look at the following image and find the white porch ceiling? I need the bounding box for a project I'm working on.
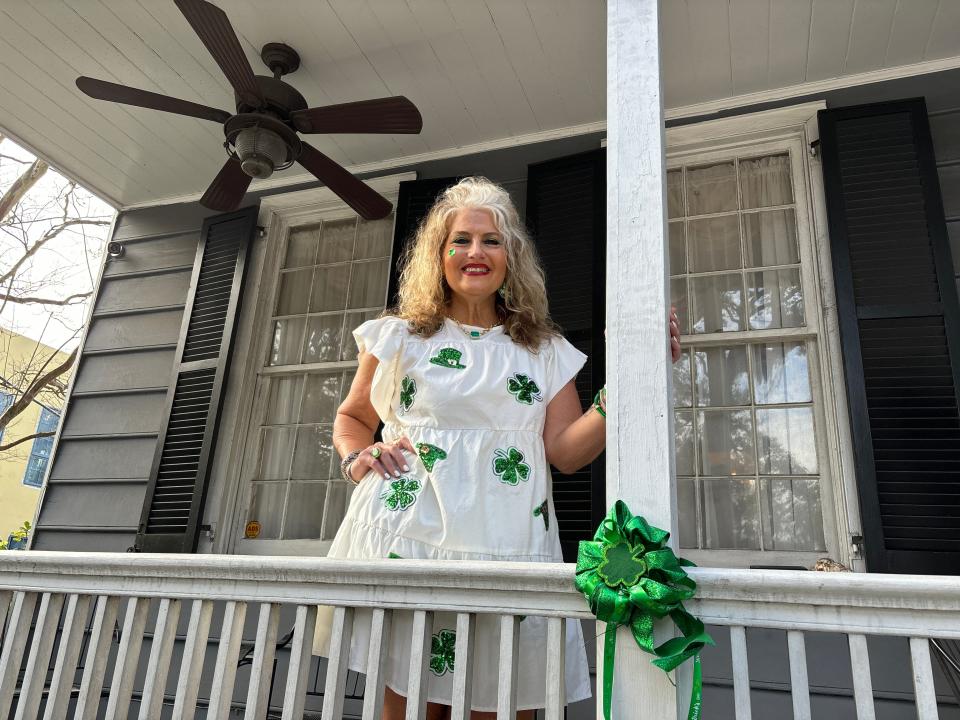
[0,0,958,209]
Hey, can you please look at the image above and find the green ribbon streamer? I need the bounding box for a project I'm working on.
[575,501,714,720]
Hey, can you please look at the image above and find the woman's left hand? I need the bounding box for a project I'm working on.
[670,306,682,363]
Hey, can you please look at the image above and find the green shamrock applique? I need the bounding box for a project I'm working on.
[493,447,531,485]
[507,373,543,404]
[381,477,422,511]
[399,375,416,414]
[533,499,550,531]
[429,629,456,676]
[428,347,467,369]
[597,541,648,589]
[416,443,448,472]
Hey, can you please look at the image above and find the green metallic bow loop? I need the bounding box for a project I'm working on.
[575,500,714,720]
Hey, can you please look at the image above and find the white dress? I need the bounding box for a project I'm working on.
[313,315,593,712]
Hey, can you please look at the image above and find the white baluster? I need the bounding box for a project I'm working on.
[44,594,92,720]
[362,608,394,720]
[207,600,248,720]
[910,637,940,720]
[787,630,811,720]
[0,592,39,716]
[451,613,476,720]
[104,596,150,720]
[848,633,876,720]
[0,591,11,642]
[172,599,214,720]
[138,598,182,720]
[497,615,520,720]
[244,603,280,720]
[323,606,356,720]
[544,617,566,720]
[730,625,752,720]
[280,605,318,720]
[406,609,433,720]
[74,595,120,720]
[14,592,65,720]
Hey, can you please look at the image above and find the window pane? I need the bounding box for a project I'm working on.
[283,482,328,539]
[322,482,355,539]
[348,258,389,309]
[269,318,305,366]
[694,346,750,407]
[673,351,692,408]
[276,269,312,315]
[317,218,356,264]
[265,375,303,425]
[291,425,334,481]
[670,278,689,334]
[686,162,737,215]
[752,342,811,404]
[691,273,744,333]
[697,410,756,475]
[669,222,686,274]
[677,477,698,548]
[284,224,319,268]
[702,478,760,549]
[247,483,285,539]
[747,268,804,330]
[259,427,295,480]
[675,410,694,475]
[740,154,793,208]
[688,214,741,272]
[303,314,343,364]
[355,215,394,259]
[301,373,342,424]
[743,209,799,267]
[756,408,818,474]
[667,169,684,218]
[309,264,350,312]
[760,477,826,551]
[341,310,382,361]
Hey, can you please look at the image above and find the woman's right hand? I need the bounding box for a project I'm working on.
[349,436,417,482]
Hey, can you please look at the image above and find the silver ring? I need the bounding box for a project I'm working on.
[370,446,382,459]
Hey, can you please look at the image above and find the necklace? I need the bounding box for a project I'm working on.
[449,316,498,339]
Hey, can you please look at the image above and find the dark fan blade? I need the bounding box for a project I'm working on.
[174,0,263,108]
[291,96,423,135]
[200,158,252,212]
[76,77,231,124]
[298,143,392,220]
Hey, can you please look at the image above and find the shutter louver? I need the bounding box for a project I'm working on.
[527,150,606,562]
[137,207,256,552]
[819,99,960,574]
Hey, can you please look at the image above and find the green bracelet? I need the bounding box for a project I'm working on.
[593,387,607,418]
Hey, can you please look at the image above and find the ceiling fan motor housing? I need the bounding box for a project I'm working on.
[235,126,288,179]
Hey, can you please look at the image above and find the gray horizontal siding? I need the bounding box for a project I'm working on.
[72,349,176,393]
[94,270,191,314]
[102,232,198,277]
[61,391,166,437]
[31,529,135,552]
[50,437,158,480]
[84,309,184,352]
[40,482,145,528]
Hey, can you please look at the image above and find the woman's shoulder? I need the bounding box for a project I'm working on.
[353,315,415,363]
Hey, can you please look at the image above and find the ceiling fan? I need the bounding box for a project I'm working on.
[76,0,422,219]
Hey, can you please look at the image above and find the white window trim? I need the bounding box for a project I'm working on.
[663,101,863,570]
[206,172,415,556]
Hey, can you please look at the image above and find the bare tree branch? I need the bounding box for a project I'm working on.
[0,430,55,453]
[0,159,48,223]
[0,348,76,434]
[0,218,110,287]
[0,292,91,306]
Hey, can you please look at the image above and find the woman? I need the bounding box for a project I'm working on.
[315,177,681,719]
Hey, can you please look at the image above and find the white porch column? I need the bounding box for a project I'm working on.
[605,0,681,719]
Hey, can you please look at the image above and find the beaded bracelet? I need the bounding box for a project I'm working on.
[593,386,607,418]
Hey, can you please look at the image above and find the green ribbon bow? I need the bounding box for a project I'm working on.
[575,501,714,720]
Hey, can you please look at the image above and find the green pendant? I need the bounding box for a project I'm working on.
[470,330,481,337]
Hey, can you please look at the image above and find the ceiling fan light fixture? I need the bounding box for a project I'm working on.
[235,126,288,179]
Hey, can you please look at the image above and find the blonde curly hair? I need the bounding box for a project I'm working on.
[393,177,558,351]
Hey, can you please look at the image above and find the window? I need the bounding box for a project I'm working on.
[0,392,13,444]
[23,407,59,488]
[667,147,834,563]
[6,534,27,550]
[241,214,395,548]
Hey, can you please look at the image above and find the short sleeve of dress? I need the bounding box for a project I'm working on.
[353,316,408,421]
[545,334,588,403]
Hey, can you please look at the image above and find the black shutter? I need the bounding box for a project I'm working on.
[136,207,257,553]
[819,99,960,574]
[527,149,606,562]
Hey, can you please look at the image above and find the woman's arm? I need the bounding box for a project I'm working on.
[334,350,414,481]
[542,381,605,474]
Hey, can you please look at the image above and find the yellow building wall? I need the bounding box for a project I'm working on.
[0,329,69,542]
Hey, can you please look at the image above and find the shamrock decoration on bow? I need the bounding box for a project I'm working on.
[399,375,416,414]
[416,442,447,472]
[507,373,543,404]
[493,447,530,485]
[380,477,422,511]
[429,629,456,676]
[533,499,550,531]
[575,501,713,720]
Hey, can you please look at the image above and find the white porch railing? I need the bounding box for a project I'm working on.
[0,552,959,720]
